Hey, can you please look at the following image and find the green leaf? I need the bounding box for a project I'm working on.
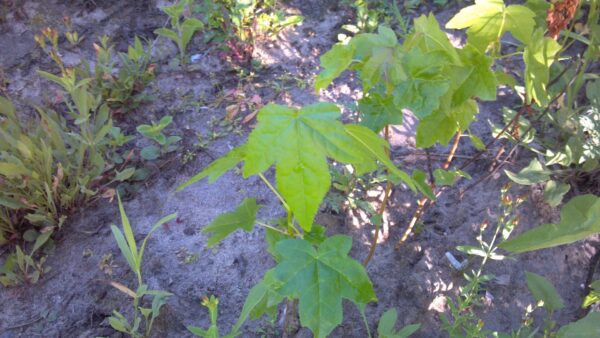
[138,213,177,268]
[0,162,30,177]
[457,245,487,257]
[344,124,416,192]
[110,194,137,271]
[405,14,460,63]
[378,308,420,338]
[272,236,376,338]
[178,146,245,190]
[411,170,435,200]
[453,45,497,104]
[181,18,204,51]
[359,27,404,91]
[524,0,551,29]
[557,312,600,337]
[359,90,403,132]
[31,230,52,255]
[114,167,136,182]
[433,169,470,186]
[23,230,38,242]
[543,180,570,207]
[415,111,457,148]
[162,0,186,21]
[495,71,518,88]
[202,198,261,247]
[275,129,330,231]
[525,272,564,312]
[232,270,283,333]
[393,49,449,119]
[468,132,486,150]
[523,29,561,105]
[109,315,129,333]
[446,0,536,51]
[582,280,600,308]
[117,193,138,267]
[243,103,398,230]
[500,194,600,253]
[505,158,551,185]
[586,80,600,106]
[433,169,456,186]
[185,102,412,231]
[0,96,17,119]
[157,29,180,45]
[315,43,355,92]
[141,145,160,161]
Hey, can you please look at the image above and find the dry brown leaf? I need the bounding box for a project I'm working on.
[226,104,240,121]
[242,110,258,124]
[547,0,579,40]
[101,188,116,203]
[109,281,136,298]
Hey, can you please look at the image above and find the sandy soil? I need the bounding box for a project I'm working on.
[0,1,597,337]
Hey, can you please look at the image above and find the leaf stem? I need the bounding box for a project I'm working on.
[258,172,290,211]
[360,306,372,338]
[363,125,391,266]
[256,221,289,236]
[496,51,523,60]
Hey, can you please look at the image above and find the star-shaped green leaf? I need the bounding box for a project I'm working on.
[314,43,355,93]
[393,49,450,119]
[405,14,461,64]
[242,103,413,230]
[446,0,536,51]
[414,99,478,149]
[359,90,403,132]
[180,102,416,231]
[272,235,376,338]
[452,45,497,104]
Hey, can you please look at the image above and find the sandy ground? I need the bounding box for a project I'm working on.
[0,1,597,337]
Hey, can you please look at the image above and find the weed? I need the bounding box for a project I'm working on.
[0,245,50,286]
[188,295,229,337]
[442,185,521,337]
[79,35,155,114]
[0,27,150,284]
[108,194,176,337]
[62,16,84,46]
[192,0,302,65]
[155,0,204,67]
[137,115,181,161]
[99,253,116,276]
[181,149,198,165]
[0,93,104,242]
[175,246,199,264]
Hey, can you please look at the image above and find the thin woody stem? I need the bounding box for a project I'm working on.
[363,125,391,266]
[396,133,460,249]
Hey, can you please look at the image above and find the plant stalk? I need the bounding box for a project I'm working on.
[363,125,391,266]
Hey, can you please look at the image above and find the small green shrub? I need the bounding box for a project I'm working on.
[0,95,108,242]
[137,115,181,161]
[82,36,156,114]
[155,0,204,67]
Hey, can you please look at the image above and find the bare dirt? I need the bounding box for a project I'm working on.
[0,1,598,337]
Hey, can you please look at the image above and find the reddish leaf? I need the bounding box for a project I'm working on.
[547,0,579,39]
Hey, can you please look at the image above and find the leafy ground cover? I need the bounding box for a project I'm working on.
[0,0,599,337]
